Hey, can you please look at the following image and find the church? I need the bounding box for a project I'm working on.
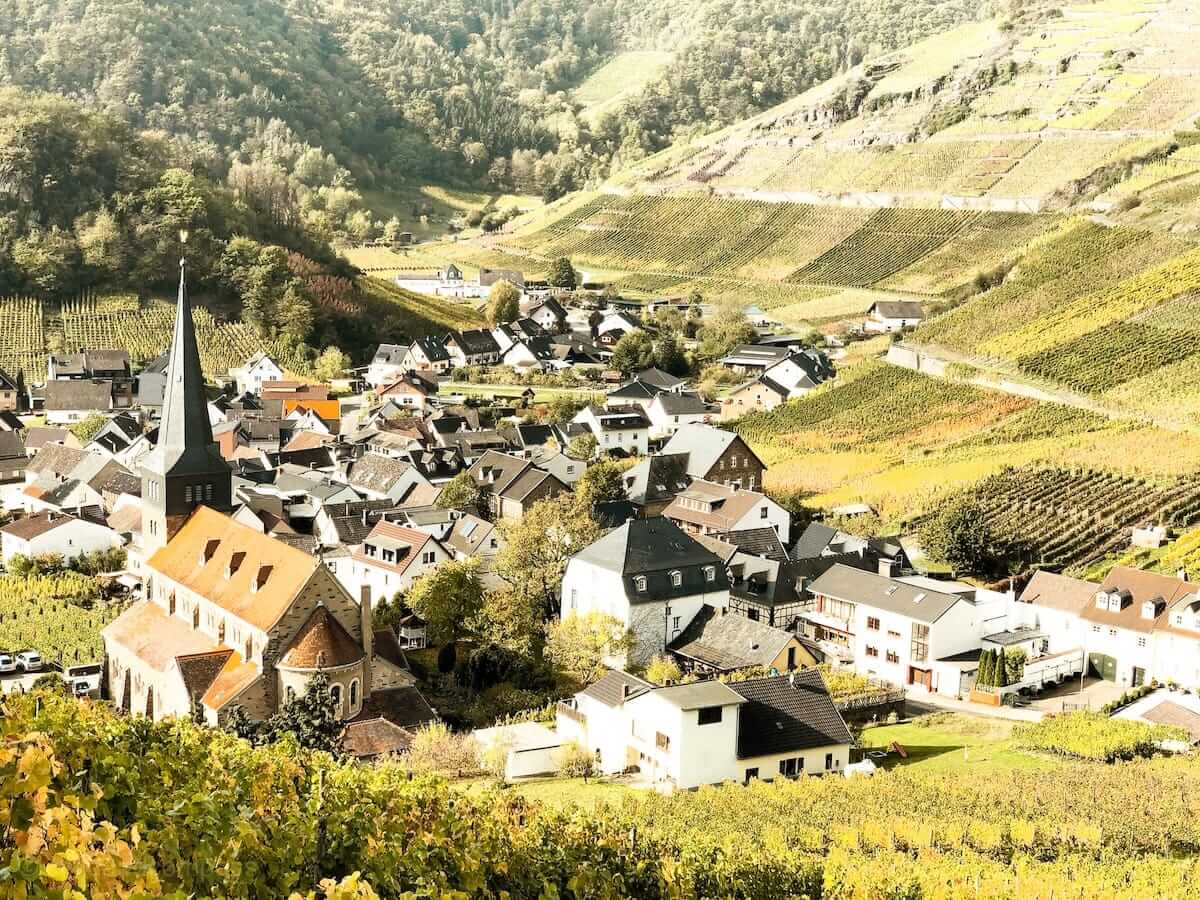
[102,254,429,741]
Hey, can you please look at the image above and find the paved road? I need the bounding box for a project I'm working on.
[906,692,1045,722]
[0,670,51,695]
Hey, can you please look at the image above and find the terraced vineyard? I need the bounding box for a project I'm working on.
[1017,322,1200,394]
[0,574,122,666]
[947,466,1200,573]
[0,297,46,379]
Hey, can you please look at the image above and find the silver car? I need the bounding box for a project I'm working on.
[14,651,41,673]
[0,653,15,675]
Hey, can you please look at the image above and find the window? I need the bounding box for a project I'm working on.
[569,589,577,610]
[778,757,803,777]
[330,684,342,714]
[825,753,834,770]
[697,706,723,725]
[286,686,295,702]
[1137,636,1147,648]
[349,679,359,710]
[204,483,213,501]
[867,616,880,631]
[744,767,759,783]
[673,616,681,630]
[865,646,879,658]
[886,650,900,664]
[910,623,929,663]
[819,597,856,620]
[1092,624,1101,633]
[422,551,436,565]
[887,629,901,639]
[670,570,682,587]
[760,506,769,519]
[184,485,192,503]
[1109,628,1118,637]
[635,576,647,592]
[655,731,670,751]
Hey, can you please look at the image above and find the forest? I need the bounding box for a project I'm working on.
[0,0,990,203]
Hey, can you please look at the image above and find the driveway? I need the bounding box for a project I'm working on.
[1029,676,1127,714]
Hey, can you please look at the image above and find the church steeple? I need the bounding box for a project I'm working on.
[141,238,233,555]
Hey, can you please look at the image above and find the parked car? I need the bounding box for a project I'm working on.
[14,651,42,673]
[0,653,15,674]
[64,662,103,698]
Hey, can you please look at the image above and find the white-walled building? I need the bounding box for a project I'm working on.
[0,511,121,565]
[560,518,730,665]
[339,520,453,606]
[556,668,853,789]
[663,479,792,544]
[572,404,650,458]
[229,352,284,396]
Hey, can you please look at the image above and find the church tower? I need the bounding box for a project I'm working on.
[141,247,233,555]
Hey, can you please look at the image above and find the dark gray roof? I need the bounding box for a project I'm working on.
[346,453,414,493]
[732,670,854,758]
[0,431,26,463]
[792,523,838,559]
[623,453,691,505]
[412,335,450,363]
[449,329,500,356]
[580,670,654,707]
[321,499,403,546]
[669,607,795,671]
[653,392,710,415]
[608,380,660,402]
[498,467,565,503]
[870,300,924,320]
[633,368,685,390]
[529,297,566,320]
[574,518,729,603]
[372,344,408,365]
[808,563,964,624]
[719,527,790,562]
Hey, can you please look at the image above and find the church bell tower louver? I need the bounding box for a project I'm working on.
[140,236,233,555]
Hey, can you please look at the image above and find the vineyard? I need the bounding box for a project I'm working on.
[0,573,119,666]
[1013,711,1184,762]
[10,691,1200,897]
[941,465,1200,573]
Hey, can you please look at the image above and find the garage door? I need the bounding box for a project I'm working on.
[1088,653,1117,682]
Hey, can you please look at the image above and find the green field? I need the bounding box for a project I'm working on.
[575,51,674,123]
[858,714,1063,776]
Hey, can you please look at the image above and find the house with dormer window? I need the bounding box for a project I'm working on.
[341,520,453,605]
[560,518,730,665]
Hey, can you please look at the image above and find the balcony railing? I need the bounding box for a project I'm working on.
[556,701,585,725]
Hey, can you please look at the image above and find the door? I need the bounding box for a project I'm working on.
[1132,667,1145,688]
[1088,653,1117,682]
[908,667,932,690]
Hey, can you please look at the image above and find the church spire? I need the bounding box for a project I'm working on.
[141,235,233,555]
[157,247,219,469]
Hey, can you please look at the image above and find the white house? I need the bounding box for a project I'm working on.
[338,520,453,605]
[645,392,714,439]
[344,453,436,504]
[502,338,557,372]
[526,297,568,334]
[556,668,853,789]
[0,511,121,565]
[366,344,409,389]
[864,300,924,333]
[444,330,501,368]
[229,352,284,396]
[663,479,792,544]
[572,404,650,457]
[402,336,451,374]
[560,518,730,665]
[394,265,466,298]
[803,564,989,695]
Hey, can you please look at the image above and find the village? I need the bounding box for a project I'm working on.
[0,255,1195,793]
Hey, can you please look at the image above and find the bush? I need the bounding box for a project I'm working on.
[1014,711,1185,762]
[404,722,481,776]
[555,740,596,779]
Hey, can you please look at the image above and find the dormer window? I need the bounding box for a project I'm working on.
[1095,592,1108,610]
[703,565,716,582]
[635,576,647,592]
[670,570,682,587]
[1142,601,1157,620]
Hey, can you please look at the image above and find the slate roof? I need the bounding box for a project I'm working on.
[669,607,796,671]
[642,679,746,710]
[623,453,691,505]
[479,268,525,289]
[580,670,654,707]
[653,392,710,415]
[633,368,685,390]
[27,443,88,479]
[321,500,403,546]
[574,517,729,603]
[731,670,854,758]
[498,467,564,503]
[448,329,500,356]
[371,344,408,365]
[410,335,450,363]
[792,523,838,559]
[720,344,793,367]
[807,564,964,624]
[1,511,80,541]
[608,379,661,402]
[23,427,74,452]
[0,431,27,465]
[719,527,790,562]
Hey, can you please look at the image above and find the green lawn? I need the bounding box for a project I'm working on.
[858,713,1063,775]
[456,775,636,811]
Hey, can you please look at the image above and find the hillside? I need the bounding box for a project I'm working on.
[7,690,1200,897]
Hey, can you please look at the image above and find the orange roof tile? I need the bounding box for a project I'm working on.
[147,507,321,632]
[201,651,261,710]
[281,606,364,669]
[283,399,340,421]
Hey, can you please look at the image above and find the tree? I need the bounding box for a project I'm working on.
[313,346,350,383]
[545,612,635,682]
[546,256,577,290]
[697,301,757,359]
[382,217,404,245]
[545,394,585,424]
[574,459,628,510]
[919,496,1007,576]
[404,722,480,777]
[555,740,596,780]
[475,587,543,658]
[653,333,689,376]
[978,649,994,688]
[610,330,655,374]
[565,432,597,461]
[486,279,521,325]
[255,672,341,754]
[70,412,107,444]
[435,470,484,513]
[645,655,683,685]
[406,559,485,645]
[495,494,601,617]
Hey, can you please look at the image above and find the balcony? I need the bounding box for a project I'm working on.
[556,700,585,726]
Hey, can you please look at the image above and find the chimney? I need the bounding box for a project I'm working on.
[360,585,374,699]
[788,671,796,688]
[362,509,368,526]
[1179,568,1189,582]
